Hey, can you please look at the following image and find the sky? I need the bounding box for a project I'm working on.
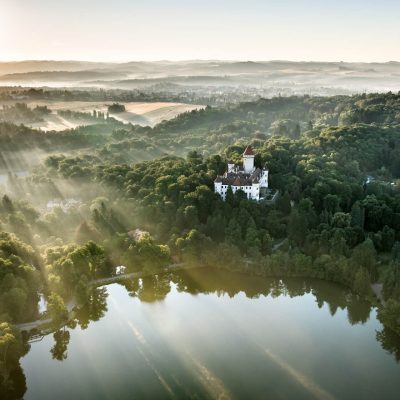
[0,0,399,62]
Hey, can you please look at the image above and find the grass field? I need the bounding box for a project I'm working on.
[0,100,204,131]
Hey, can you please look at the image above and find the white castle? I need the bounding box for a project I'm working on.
[214,145,269,201]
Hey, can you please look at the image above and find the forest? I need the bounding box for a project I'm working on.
[1,91,400,396]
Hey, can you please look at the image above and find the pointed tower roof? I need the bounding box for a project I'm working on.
[243,145,254,156]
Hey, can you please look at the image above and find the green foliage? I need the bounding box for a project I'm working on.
[0,103,50,125]
[1,91,400,353]
[46,241,110,297]
[107,103,126,113]
[47,292,68,326]
[0,232,39,323]
[121,232,170,273]
[0,322,28,399]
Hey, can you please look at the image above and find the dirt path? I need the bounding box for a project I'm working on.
[272,239,287,251]
[16,298,77,331]
[91,263,185,286]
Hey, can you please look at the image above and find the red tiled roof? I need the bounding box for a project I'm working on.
[243,145,254,156]
[232,176,241,186]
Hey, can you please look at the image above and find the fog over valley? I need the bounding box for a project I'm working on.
[1,60,400,97]
[1,1,400,399]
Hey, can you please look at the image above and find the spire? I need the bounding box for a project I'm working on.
[243,145,254,156]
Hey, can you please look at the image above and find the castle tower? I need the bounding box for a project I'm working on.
[243,145,255,173]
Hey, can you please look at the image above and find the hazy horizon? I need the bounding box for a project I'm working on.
[1,58,400,63]
[1,0,399,62]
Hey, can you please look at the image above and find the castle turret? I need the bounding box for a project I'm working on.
[243,145,255,173]
[260,167,269,188]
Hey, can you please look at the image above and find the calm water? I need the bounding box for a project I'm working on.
[20,268,400,399]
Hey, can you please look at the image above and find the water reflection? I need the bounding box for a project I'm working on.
[3,268,400,399]
[119,268,374,326]
[376,326,400,362]
[49,268,400,360]
[0,364,27,400]
[50,330,70,361]
[73,287,108,330]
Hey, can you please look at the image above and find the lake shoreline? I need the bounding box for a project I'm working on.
[20,258,384,335]
[20,267,400,400]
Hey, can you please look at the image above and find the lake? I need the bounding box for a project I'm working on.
[20,268,400,399]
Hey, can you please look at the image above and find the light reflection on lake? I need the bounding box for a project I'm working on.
[20,268,400,400]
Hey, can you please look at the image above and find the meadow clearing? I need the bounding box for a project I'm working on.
[0,100,204,131]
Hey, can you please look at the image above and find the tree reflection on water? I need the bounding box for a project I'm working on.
[3,268,400,399]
